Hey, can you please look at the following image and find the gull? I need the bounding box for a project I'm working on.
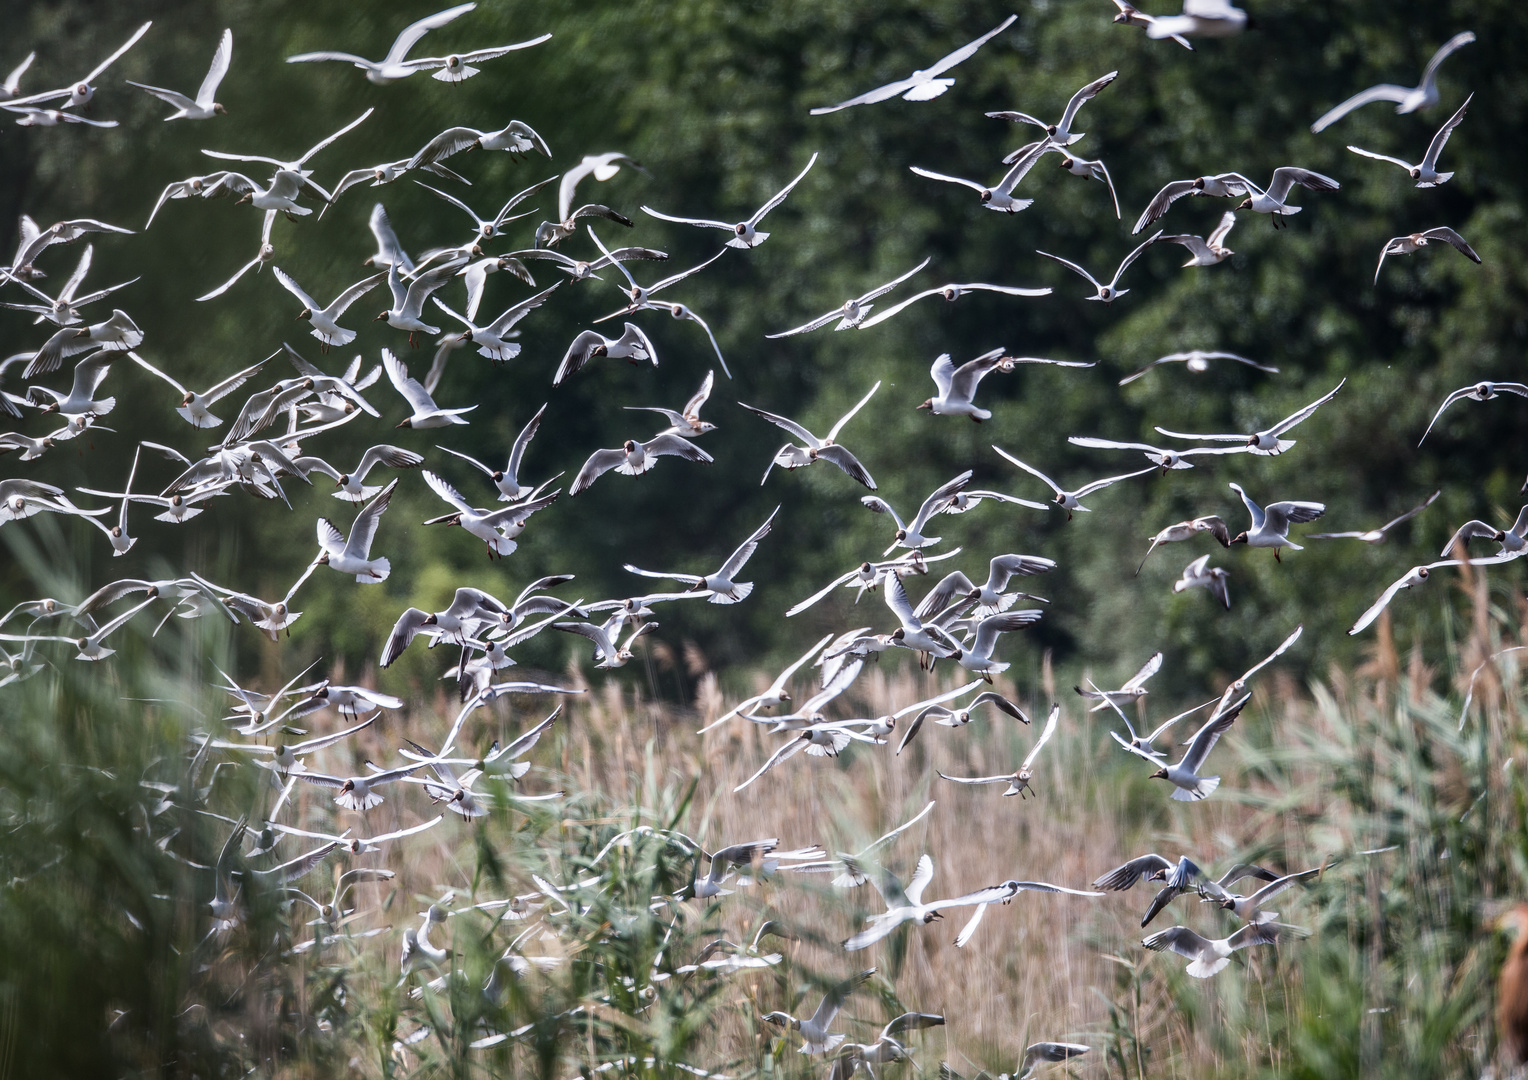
[626,370,716,437]
[385,349,476,428]
[25,310,142,378]
[3,21,151,111]
[1174,554,1230,609]
[994,447,1154,519]
[0,52,34,101]
[1348,95,1470,188]
[415,176,553,243]
[1420,380,1528,445]
[201,169,331,217]
[557,616,658,669]
[127,352,264,428]
[914,553,1056,620]
[937,702,1061,799]
[1056,151,1121,217]
[569,435,713,496]
[1096,694,1214,762]
[408,120,551,171]
[296,444,424,502]
[1067,435,1247,471]
[10,107,118,128]
[809,14,1016,114]
[200,108,374,191]
[784,548,961,617]
[831,1013,946,1076]
[511,240,666,286]
[398,30,554,83]
[196,210,277,301]
[624,508,778,604]
[202,713,377,776]
[362,204,413,274]
[699,633,834,733]
[1145,0,1249,40]
[742,381,879,489]
[896,690,1029,755]
[1347,560,1483,635]
[1143,921,1305,979]
[1093,854,1278,927]
[1228,482,1326,560]
[421,469,559,556]
[907,141,1050,214]
[1155,377,1345,454]
[1374,227,1480,284]
[920,348,1091,421]
[26,349,119,416]
[643,151,817,249]
[68,594,159,662]
[1014,1043,1092,1079]
[1208,865,1328,925]
[431,281,562,361]
[761,968,875,1053]
[376,257,468,346]
[1108,1,1194,49]
[1135,516,1231,575]
[785,801,936,888]
[1441,508,1528,559]
[1311,31,1476,132]
[558,153,645,222]
[858,279,1051,329]
[1309,490,1440,543]
[883,573,964,661]
[861,470,972,552]
[987,70,1118,147]
[1209,624,1303,717]
[315,479,397,583]
[301,684,406,719]
[1132,172,1254,234]
[1,244,137,326]
[1119,349,1277,386]
[434,404,547,500]
[953,610,1045,677]
[590,234,727,320]
[1157,209,1237,266]
[843,856,992,951]
[81,447,143,556]
[127,28,231,120]
[268,819,440,862]
[3,215,134,281]
[285,3,477,84]
[1139,694,1248,800]
[767,258,930,337]
[947,876,1105,948]
[1232,167,1341,227]
[273,266,385,349]
[554,322,657,385]
[1036,230,1162,302]
[194,562,319,640]
[144,173,229,229]
[451,252,540,323]
[690,839,798,899]
[325,156,469,207]
[0,431,62,460]
[299,760,427,812]
[1077,653,1162,712]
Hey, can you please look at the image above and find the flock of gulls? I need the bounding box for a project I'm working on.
[0,3,1512,1075]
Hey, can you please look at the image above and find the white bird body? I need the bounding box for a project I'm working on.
[286,3,477,84]
[987,70,1118,147]
[315,480,397,582]
[1155,378,1344,455]
[809,15,1016,114]
[1174,554,1230,609]
[1228,482,1326,558]
[623,508,777,604]
[1310,31,1476,132]
[1145,0,1248,40]
[1347,95,1470,188]
[1374,227,1480,284]
[128,28,232,120]
[642,152,816,249]
[767,259,930,336]
[742,381,880,489]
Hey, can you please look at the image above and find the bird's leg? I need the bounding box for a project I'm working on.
[409,331,419,348]
[1275,548,1282,564]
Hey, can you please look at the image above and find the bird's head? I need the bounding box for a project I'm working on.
[180,391,195,407]
[374,310,389,322]
[396,417,414,429]
[422,613,439,626]
[889,628,906,643]
[1475,382,1494,398]
[978,189,994,204]
[1409,167,1422,181]
[967,587,983,600]
[1149,768,1169,781]
[480,225,496,240]
[591,344,609,358]
[1219,897,1237,911]
[622,439,637,453]
[1059,156,1074,169]
[316,551,331,565]
[213,103,228,116]
[1098,286,1113,301]
[859,561,874,573]
[922,910,943,924]
[940,286,959,301]
[778,691,791,704]
[894,528,908,541]
[1229,531,1249,546]
[1235,198,1253,211]
[339,779,356,795]
[917,398,934,410]
[733,222,748,237]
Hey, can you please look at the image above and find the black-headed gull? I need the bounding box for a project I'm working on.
[325,157,469,209]
[1056,152,1121,217]
[1144,0,1248,40]
[315,478,397,582]
[808,14,1016,114]
[741,381,879,489]
[761,968,875,1053]
[1419,380,1528,445]
[415,176,553,244]
[784,548,961,617]
[432,281,561,362]
[298,760,428,812]
[1310,31,1475,133]
[1142,514,1233,578]
[914,553,1056,620]
[1036,230,1162,302]
[937,702,1062,799]
[380,587,510,666]
[1077,652,1162,713]
[196,210,277,302]
[1155,378,1344,455]
[377,257,468,346]
[987,70,1117,147]
[434,404,547,500]
[285,3,476,84]
[861,470,972,552]
[895,690,1028,755]
[642,152,817,249]
[10,107,118,128]
[1439,507,1528,559]
[397,30,553,83]
[1231,167,1341,227]
[295,444,424,502]
[1093,853,1278,928]
[273,266,385,349]
[127,28,231,120]
[766,258,930,337]
[4,21,151,111]
[1374,227,1479,285]
[384,349,475,428]
[202,167,330,216]
[1143,921,1306,979]
[557,616,657,669]
[953,610,1044,677]
[569,435,712,495]
[920,348,1090,421]
[532,203,635,249]
[589,228,726,317]
[700,632,834,732]
[1,244,137,326]
[1208,865,1327,925]
[408,120,550,170]
[1174,554,1230,609]
[842,856,990,951]
[908,138,1053,215]
[201,107,374,187]
[882,573,963,661]
[625,370,716,437]
[1157,209,1237,266]
[1137,694,1248,800]
[0,52,34,102]
[128,352,264,428]
[948,877,1104,949]
[1227,482,1325,560]
[26,349,121,415]
[554,322,657,385]
[1308,490,1439,543]
[993,447,1154,519]
[1348,558,1505,635]
[4,215,134,280]
[856,278,1054,329]
[25,310,141,378]
[624,508,777,604]
[1108,1,1193,49]
[422,469,558,557]
[1347,95,1470,188]
[80,447,142,557]
[557,153,644,223]
[1067,435,1247,471]
[1132,172,1253,234]
[1119,349,1276,386]
[510,240,666,287]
